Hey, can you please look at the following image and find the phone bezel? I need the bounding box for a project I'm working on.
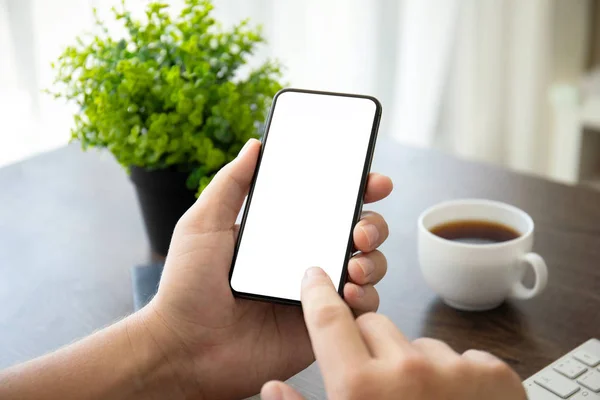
[228,87,382,306]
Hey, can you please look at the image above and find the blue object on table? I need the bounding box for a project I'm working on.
[131,262,164,311]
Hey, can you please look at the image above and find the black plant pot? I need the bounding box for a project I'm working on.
[130,166,197,256]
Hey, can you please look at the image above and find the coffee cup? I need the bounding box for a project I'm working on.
[418,199,548,311]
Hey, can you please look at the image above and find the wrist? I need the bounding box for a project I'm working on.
[125,303,203,399]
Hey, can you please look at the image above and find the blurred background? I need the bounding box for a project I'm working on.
[1,0,600,188]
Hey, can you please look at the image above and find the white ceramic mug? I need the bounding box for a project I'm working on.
[418,199,548,311]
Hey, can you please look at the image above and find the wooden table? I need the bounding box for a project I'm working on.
[1,139,599,399]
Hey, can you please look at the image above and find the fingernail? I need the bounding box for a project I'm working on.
[263,385,283,400]
[360,224,379,248]
[354,285,365,298]
[237,139,256,158]
[304,267,325,282]
[357,257,375,278]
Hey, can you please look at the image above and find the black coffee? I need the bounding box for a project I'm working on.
[430,220,520,245]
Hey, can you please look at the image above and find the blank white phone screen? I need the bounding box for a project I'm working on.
[230,91,379,301]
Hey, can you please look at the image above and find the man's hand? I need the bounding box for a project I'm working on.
[261,267,527,400]
[143,139,393,398]
[0,139,392,400]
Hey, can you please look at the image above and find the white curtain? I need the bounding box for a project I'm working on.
[393,0,588,177]
[436,0,556,174]
[0,0,588,178]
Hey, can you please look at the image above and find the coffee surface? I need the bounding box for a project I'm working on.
[429,220,520,245]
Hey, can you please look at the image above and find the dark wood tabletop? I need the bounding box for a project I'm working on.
[1,139,599,399]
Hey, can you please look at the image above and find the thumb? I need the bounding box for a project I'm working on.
[261,381,305,400]
[180,139,261,233]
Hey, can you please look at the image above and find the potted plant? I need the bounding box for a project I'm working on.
[49,0,283,256]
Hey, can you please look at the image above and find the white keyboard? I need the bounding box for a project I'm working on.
[524,339,600,399]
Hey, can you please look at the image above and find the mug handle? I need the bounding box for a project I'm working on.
[508,253,548,300]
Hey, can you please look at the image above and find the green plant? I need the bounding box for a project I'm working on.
[49,0,282,195]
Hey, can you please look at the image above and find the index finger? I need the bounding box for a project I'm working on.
[301,267,370,379]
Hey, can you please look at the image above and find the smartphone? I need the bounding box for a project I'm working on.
[229,88,382,305]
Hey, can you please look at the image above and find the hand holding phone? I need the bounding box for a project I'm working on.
[230,88,382,304]
[148,121,391,398]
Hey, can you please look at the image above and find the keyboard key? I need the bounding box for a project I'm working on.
[524,381,562,399]
[570,389,600,399]
[553,358,587,379]
[534,370,580,398]
[523,381,564,400]
[574,351,600,367]
[578,370,600,392]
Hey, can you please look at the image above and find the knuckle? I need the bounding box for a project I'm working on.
[487,359,517,379]
[478,359,524,396]
[447,357,471,376]
[412,337,455,355]
[310,303,348,330]
[393,354,432,379]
